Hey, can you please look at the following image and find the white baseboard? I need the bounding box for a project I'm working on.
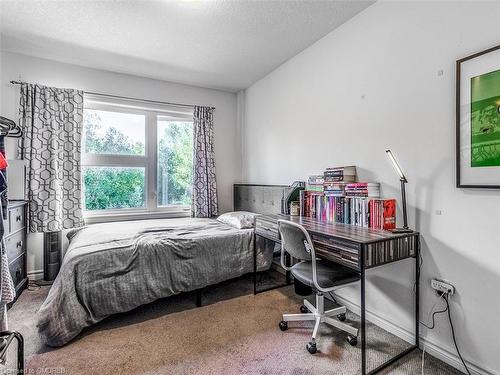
[27,269,44,281]
[332,295,497,375]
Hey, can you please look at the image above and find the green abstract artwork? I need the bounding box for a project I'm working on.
[470,69,500,167]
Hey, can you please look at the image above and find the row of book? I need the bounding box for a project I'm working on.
[299,190,396,230]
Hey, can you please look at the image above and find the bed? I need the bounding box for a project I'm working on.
[38,184,288,347]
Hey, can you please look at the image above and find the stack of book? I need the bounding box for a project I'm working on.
[345,182,380,198]
[323,166,356,196]
[324,166,356,183]
[299,166,396,230]
[323,182,346,197]
[306,175,324,192]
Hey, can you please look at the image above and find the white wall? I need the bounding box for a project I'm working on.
[0,51,240,277]
[242,1,500,374]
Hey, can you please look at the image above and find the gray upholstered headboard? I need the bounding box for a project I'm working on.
[233,184,288,215]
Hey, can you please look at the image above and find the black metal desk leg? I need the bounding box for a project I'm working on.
[415,237,420,348]
[361,249,366,375]
[14,332,24,373]
[253,233,257,295]
[285,253,291,284]
[195,289,202,307]
[366,235,420,375]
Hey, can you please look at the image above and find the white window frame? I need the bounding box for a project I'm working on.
[82,94,194,223]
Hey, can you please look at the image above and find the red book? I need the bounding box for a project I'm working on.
[383,199,396,230]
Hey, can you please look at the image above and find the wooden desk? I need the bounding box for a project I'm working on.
[254,214,420,375]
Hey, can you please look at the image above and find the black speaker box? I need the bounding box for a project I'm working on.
[43,231,62,281]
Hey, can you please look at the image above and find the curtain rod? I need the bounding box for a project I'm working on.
[9,80,215,110]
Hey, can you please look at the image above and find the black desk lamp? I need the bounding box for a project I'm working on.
[386,150,413,233]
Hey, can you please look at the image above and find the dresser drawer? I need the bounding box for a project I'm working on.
[9,254,26,289]
[6,231,25,262]
[8,206,25,234]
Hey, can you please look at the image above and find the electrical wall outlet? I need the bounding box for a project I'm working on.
[431,279,455,295]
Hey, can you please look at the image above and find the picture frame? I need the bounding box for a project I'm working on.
[456,44,500,188]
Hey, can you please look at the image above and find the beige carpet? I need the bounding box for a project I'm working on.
[8,277,460,375]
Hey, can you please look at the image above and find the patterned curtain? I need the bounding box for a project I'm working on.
[19,84,85,232]
[192,106,218,218]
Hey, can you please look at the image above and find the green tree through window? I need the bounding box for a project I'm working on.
[84,111,145,155]
[157,120,193,206]
[83,110,193,211]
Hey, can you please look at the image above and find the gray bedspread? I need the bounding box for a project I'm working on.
[38,217,272,347]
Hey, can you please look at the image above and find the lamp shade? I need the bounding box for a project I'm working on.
[386,149,407,182]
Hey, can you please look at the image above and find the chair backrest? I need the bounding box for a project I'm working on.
[278,220,313,261]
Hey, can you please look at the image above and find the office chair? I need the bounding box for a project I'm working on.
[277,219,360,354]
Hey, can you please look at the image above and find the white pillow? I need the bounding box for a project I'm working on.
[217,211,256,229]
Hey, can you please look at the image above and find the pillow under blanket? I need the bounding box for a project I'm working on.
[216,211,257,229]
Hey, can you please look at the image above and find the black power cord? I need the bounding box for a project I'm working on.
[445,295,472,375]
[27,280,41,291]
[419,292,448,375]
[27,279,53,291]
[419,296,448,330]
[416,247,471,374]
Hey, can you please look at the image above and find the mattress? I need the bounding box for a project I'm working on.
[37,217,272,346]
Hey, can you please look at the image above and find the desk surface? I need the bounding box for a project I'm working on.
[255,214,419,269]
[258,214,418,245]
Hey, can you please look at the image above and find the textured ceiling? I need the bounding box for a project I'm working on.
[0,0,373,92]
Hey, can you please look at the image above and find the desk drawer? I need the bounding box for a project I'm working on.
[312,233,360,270]
[311,233,359,254]
[9,206,25,234]
[255,219,280,241]
[315,244,360,270]
[6,231,25,262]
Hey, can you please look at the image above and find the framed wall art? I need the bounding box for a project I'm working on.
[456,44,500,188]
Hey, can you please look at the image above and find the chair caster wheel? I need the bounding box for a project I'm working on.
[306,341,317,354]
[337,313,346,322]
[300,305,308,313]
[278,321,288,331]
[347,335,358,346]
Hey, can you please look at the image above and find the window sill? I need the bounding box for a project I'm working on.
[84,210,191,224]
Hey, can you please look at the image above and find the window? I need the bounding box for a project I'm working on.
[82,95,193,219]
[157,117,193,207]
